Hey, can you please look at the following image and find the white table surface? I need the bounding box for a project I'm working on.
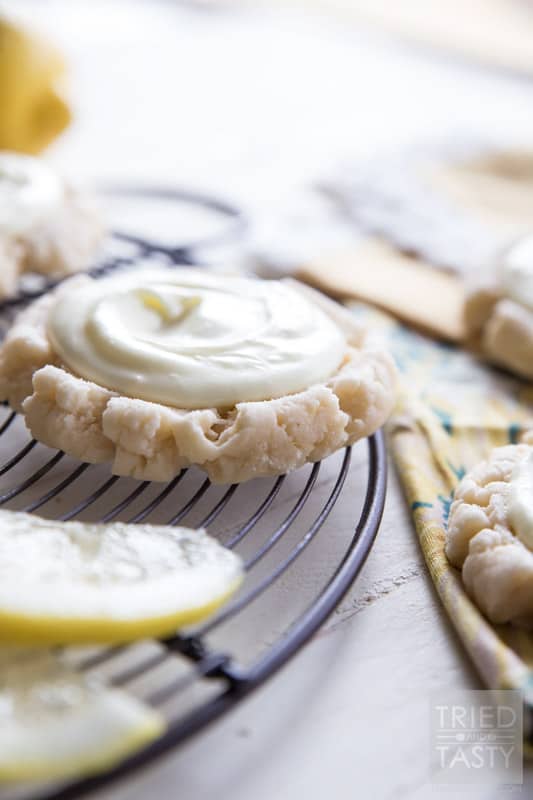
[3,1,533,797]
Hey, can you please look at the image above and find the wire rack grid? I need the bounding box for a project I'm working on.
[0,187,387,800]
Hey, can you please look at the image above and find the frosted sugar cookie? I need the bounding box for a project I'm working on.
[0,269,397,483]
[465,235,533,379]
[0,151,103,298]
[447,443,533,627]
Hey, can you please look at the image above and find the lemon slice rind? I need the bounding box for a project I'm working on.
[0,511,243,645]
[0,649,165,783]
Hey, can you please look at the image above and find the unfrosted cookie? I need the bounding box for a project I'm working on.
[0,152,103,299]
[446,444,533,627]
[0,272,397,484]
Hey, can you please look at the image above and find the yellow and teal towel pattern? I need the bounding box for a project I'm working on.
[352,303,533,710]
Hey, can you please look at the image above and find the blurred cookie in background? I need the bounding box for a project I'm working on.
[0,152,103,299]
[465,234,533,380]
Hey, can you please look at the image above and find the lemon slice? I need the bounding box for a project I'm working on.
[0,510,243,644]
[137,287,202,321]
[0,648,164,782]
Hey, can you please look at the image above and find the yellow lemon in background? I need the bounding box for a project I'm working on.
[0,17,71,154]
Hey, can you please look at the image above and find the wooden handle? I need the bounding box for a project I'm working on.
[297,238,467,343]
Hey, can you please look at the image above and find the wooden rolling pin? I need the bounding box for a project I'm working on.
[297,237,467,343]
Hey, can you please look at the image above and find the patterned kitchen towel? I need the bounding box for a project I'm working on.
[353,303,533,724]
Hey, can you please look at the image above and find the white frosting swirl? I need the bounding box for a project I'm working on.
[48,270,347,409]
[500,234,533,312]
[508,450,533,551]
[0,152,63,235]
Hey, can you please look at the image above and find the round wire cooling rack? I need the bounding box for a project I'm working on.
[0,187,388,800]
